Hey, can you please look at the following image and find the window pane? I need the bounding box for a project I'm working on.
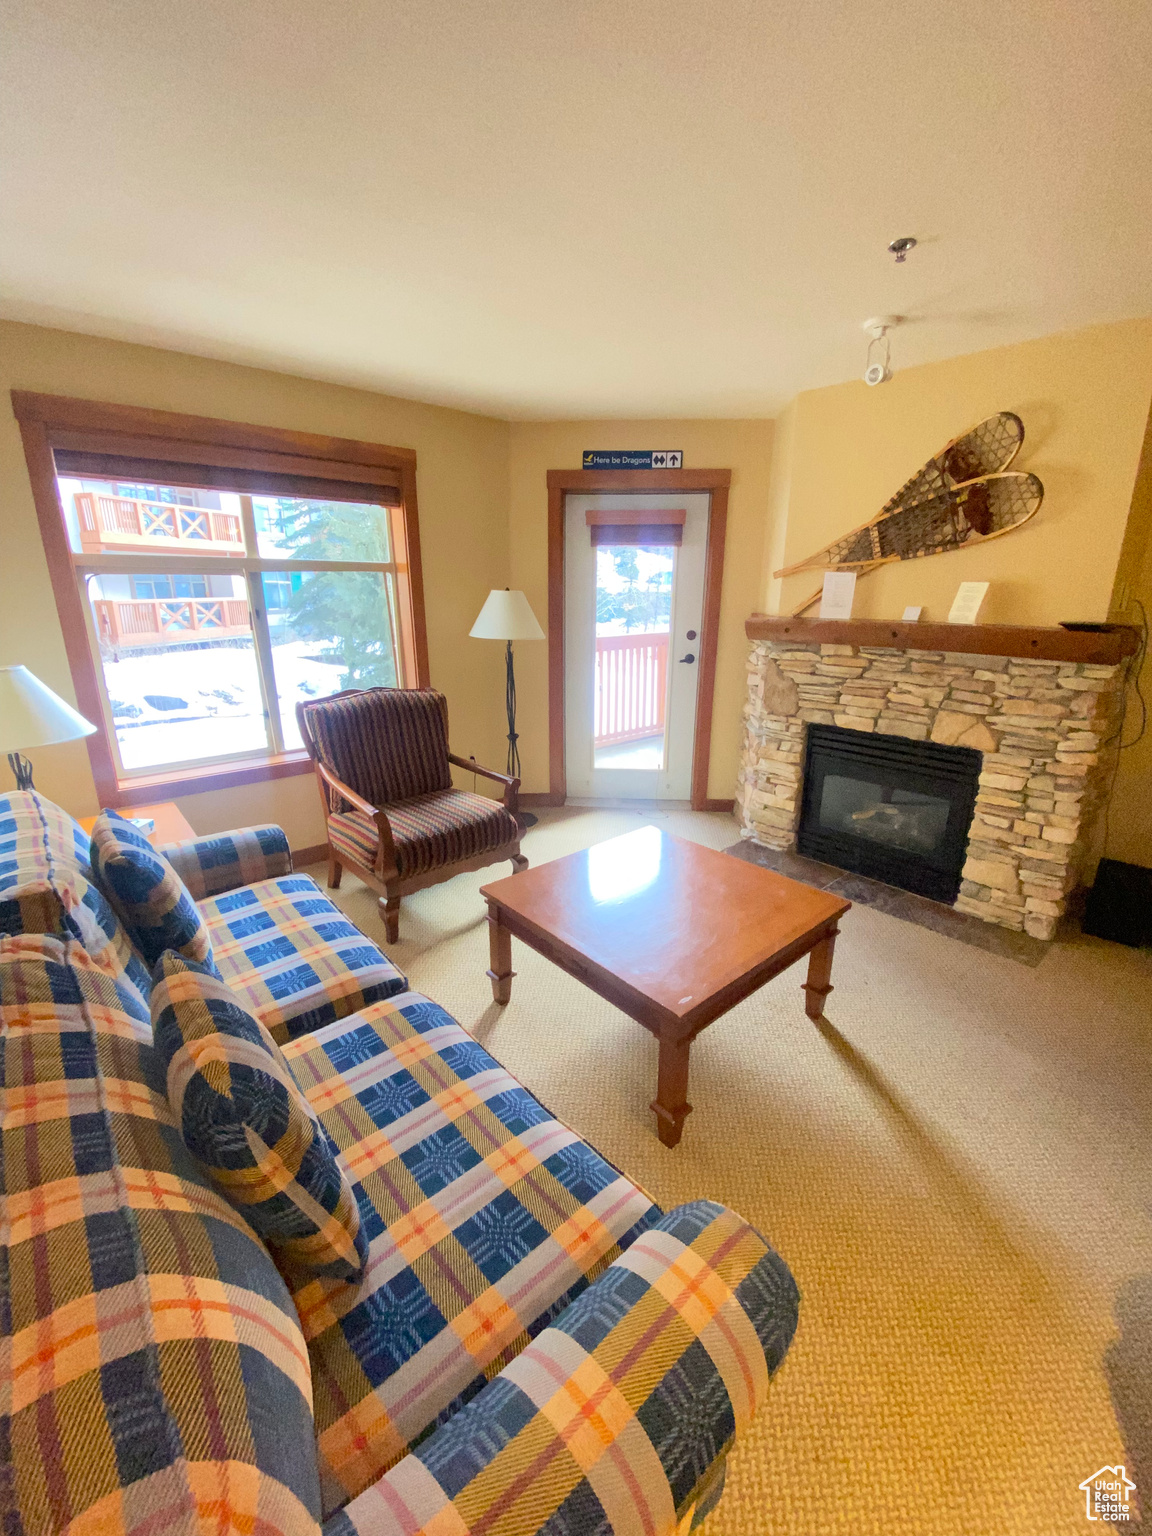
[58,475,244,556]
[264,570,398,750]
[86,574,268,770]
[252,496,391,563]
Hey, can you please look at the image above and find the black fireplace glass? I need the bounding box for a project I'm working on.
[817,775,952,856]
[798,725,982,902]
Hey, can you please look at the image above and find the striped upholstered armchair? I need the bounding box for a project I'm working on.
[297,686,527,942]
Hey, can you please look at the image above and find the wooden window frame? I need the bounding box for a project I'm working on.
[13,391,430,807]
[545,467,731,812]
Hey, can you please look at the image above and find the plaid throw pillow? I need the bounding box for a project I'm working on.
[152,950,367,1280]
[0,791,152,1022]
[90,808,215,969]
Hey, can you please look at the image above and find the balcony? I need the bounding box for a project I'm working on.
[594,631,669,747]
[75,492,244,554]
[94,597,252,650]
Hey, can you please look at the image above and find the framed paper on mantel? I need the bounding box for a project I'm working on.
[819,570,857,620]
[948,581,990,624]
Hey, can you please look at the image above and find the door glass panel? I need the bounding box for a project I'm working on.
[264,569,398,749]
[593,545,674,771]
[86,573,265,769]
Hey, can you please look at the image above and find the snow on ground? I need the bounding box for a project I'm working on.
[104,640,346,768]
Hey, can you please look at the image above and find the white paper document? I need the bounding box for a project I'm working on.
[948,581,990,624]
[819,570,857,620]
[902,606,923,622]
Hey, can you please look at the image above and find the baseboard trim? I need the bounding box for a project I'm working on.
[519,792,565,808]
[702,798,737,815]
[293,842,329,867]
[565,796,691,811]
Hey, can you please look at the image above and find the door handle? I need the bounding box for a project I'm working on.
[678,653,696,663]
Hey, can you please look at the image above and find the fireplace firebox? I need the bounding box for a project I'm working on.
[797,725,982,903]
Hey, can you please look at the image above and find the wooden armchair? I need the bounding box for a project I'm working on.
[297,687,527,943]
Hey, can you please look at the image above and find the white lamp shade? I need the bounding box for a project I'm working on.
[0,666,97,752]
[469,590,545,642]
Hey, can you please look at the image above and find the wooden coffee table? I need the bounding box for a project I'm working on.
[480,826,851,1147]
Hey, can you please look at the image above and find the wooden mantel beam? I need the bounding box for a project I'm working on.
[744,614,1140,666]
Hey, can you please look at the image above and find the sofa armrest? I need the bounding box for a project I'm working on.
[157,824,293,900]
[322,1201,798,1536]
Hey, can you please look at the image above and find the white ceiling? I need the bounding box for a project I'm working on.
[3,0,1151,420]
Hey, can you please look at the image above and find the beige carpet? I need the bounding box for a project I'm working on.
[305,806,1152,1535]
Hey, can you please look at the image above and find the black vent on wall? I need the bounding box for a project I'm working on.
[798,725,982,903]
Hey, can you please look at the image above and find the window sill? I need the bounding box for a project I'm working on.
[110,750,313,806]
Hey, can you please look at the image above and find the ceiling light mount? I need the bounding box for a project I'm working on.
[861,316,902,386]
[862,315,902,340]
[888,236,918,263]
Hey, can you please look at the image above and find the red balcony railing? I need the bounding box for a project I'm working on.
[594,632,669,746]
[75,492,244,554]
[95,598,251,649]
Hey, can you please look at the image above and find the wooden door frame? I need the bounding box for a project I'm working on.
[545,467,732,812]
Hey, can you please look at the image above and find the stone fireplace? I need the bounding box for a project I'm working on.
[737,616,1135,940]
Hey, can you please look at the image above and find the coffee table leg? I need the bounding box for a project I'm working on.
[650,1030,693,1148]
[485,902,515,1005]
[802,926,839,1020]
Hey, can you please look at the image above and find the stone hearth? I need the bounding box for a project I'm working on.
[738,624,1130,940]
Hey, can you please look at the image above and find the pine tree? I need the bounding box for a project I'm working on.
[595,547,673,632]
[275,500,397,688]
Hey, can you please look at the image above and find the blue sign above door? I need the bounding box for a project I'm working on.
[582,450,683,470]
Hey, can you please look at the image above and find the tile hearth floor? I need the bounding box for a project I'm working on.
[727,838,1049,966]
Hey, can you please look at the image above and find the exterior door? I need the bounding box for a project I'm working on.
[564,491,709,799]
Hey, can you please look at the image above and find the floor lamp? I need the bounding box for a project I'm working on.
[469,590,545,826]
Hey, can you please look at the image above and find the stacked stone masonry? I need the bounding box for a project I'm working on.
[738,639,1126,940]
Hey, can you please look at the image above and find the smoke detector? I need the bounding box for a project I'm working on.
[862,316,901,386]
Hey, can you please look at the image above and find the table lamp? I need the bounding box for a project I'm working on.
[0,665,97,790]
[469,591,545,815]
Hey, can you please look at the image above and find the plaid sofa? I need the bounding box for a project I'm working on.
[1,792,800,1536]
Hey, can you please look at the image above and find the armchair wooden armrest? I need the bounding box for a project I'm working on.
[448,753,521,816]
[313,759,399,877]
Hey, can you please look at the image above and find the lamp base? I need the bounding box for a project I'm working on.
[8,753,34,791]
[503,642,536,830]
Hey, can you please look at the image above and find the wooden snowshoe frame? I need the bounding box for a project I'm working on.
[772,412,1041,616]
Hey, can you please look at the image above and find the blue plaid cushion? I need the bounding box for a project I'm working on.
[90,809,215,971]
[2,931,322,1533]
[152,950,368,1280]
[282,991,662,1513]
[0,790,150,1023]
[200,874,407,1044]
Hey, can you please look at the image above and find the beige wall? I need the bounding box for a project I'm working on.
[762,397,796,620]
[6,316,1149,855]
[0,321,511,848]
[1106,400,1152,865]
[507,419,774,800]
[767,318,1152,626]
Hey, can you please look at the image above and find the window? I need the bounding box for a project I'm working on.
[131,574,209,599]
[14,393,428,803]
